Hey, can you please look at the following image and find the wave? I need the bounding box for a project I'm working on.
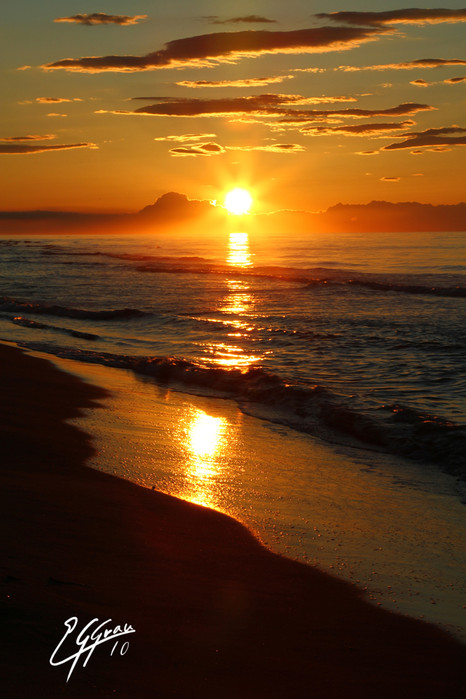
[31,244,466,298]
[130,261,466,298]
[41,248,208,264]
[11,316,99,341]
[184,314,340,341]
[15,340,466,480]
[0,297,150,320]
[345,279,466,298]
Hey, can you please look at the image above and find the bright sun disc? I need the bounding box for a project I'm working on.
[224,188,253,215]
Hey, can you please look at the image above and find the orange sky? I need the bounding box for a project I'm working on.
[1,2,466,212]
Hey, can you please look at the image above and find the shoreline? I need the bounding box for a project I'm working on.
[1,342,465,697]
[40,346,466,641]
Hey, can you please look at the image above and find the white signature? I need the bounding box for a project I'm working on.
[50,616,135,682]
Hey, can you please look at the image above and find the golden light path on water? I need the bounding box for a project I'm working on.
[200,230,262,370]
[226,231,253,267]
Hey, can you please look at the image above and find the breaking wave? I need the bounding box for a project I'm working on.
[0,297,150,320]
[15,341,466,479]
[11,316,100,341]
[345,279,466,298]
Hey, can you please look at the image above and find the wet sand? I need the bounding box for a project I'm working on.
[0,342,465,698]
[56,356,466,640]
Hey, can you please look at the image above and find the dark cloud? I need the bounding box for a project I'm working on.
[133,94,291,117]
[445,76,466,83]
[54,13,147,26]
[301,120,416,136]
[108,93,363,119]
[0,134,55,141]
[381,176,400,181]
[169,142,225,156]
[317,9,466,27]
[0,142,97,154]
[43,25,387,72]
[280,103,434,125]
[99,95,434,130]
[336,58,466,72]
[210,15,277,25]
[383,126,466,150]
[410,79,430,86]
[129,96,176,102]
[130,93,355,111]
[175,75,294,88]
[407,74,466,87]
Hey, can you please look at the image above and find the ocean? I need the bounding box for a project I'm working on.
[1,226,465,637]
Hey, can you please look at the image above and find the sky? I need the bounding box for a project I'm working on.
[1,1,466,213]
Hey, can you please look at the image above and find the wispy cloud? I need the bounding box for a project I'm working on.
[336,58,466,72]
[410,79,430,87]
[54,13,147,26]
[209,15,277,25]
[0,134,56,142]
[401,75,466,87]
[132,94,294,117]
[35,97,82,103]
[317,9,466,27]
[378,172,423,179]
[103,93,363,119]
[169,142,225,156]
[445,76,466,83]
[291,67,326,74]
[175,75,294,88]
[167,140,304,156]
[383,126,466,151]
[0,142,97,154]
[42,25,388,72]
[154,133,217,142]
[301,120,416,136]
[227,143,305,153]
[279,103,434,126]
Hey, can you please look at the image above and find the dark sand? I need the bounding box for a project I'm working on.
[1,342,464,698]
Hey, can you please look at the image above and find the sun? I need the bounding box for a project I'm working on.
[224,188,253,215]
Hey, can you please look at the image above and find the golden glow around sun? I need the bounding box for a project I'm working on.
[224,188,253,215]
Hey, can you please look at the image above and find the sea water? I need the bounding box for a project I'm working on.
[1,227,465,637]
[1,228,464,474]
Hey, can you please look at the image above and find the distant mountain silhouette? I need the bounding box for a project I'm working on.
[322,201,466,233]
[256,200,466,233]
[1,193,465,233]
[138,192,214,220]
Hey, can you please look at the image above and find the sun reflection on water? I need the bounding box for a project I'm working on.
[227,231,252,268]
[180,408,229,508]
[219,279,253,315]
[197,231,263,370]
[203,342,261,368]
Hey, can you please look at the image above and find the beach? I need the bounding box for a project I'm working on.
[3,4,466,695]
[1,341,465,698]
